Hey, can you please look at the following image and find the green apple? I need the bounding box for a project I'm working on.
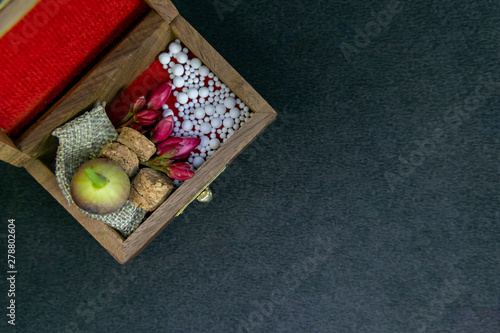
[70,158,130,215]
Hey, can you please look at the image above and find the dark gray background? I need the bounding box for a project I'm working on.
[1,0,499,332]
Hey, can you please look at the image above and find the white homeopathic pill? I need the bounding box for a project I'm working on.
[215,104,226,115]
[190,58,202,69]
[169,42,182,54]
[200,136,210,147]
[199,65,209,77]
[194,108,205,119]
[229,108,240,119]
[177,92,188,104]
[200,122,212,134]
[223,117,234,128]
[224,97,236,109]
[176,52,188,64]
[158,52,170,65]
[199,87,209,98]
[182,120,194,131]
[205,105,216,116]
[211,117,222,128]
[209,138,220,149]
[193,156,205,168]
[187,88,199,99]
[173,76,185,88]
[173,64,184,76]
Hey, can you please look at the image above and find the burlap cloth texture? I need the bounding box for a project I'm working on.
[52,104,147,237]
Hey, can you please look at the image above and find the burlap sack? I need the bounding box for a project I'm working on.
[52,103,146,237]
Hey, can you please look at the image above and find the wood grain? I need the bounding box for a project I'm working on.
[23,157,125,263]
[16,11,173,160]
[0,131,30,167]
[0,0,40,38]
[145,0,178,24]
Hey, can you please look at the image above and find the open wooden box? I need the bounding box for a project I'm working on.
[0,0,277,263]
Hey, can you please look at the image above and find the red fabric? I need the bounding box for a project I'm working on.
[0,0,149,136]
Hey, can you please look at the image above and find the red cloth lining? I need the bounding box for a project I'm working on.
[0,0,149,136]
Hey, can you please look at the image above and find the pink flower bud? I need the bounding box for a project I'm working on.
[150,116,174,144]
[167,162,195,180]
[131,96,147,114]
[134,110,161,126]
[147,81,173,110]
[156,137,201,160]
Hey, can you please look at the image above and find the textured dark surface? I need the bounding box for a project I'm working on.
[1,0,499,332]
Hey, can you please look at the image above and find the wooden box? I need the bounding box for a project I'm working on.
[0,0,276,264]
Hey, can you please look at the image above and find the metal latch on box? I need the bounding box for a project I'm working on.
[175,166,226,216]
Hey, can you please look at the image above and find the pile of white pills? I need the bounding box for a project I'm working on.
[157,39,252,180]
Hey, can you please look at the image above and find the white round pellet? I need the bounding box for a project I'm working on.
[239,115,245,121]
[188,78,194,85]
[169,61,175,68]
[205,105,215,116]
[183,74,189,80]
[177,92,188,104]
[163,64,168,69]
[208,80,214,86]
[174,126,180,132]
[228,128,235,136]
[169,42,182,54]
[210,133,216,139]
[173,64,184,76]
[224,97,236,109]
[214,96,220,103]
[195,102,200,107]
[179,129,185,134]
[214,76,219,82]
[191,58,202,69]
[188,156,194,163]
[188,102,194,107]
[200,152,207,158]
[189,114,195,121]
[168,68,173,74]
[217,129,222,134]
[176,52,188,64]
[199,66,209,76]
[204,117,210,122]
[162,110,172,117]
[194,124,200,130]
[220,133,226,139]
[233,123,240,130]
[198,87,209,98]
[173,77,185,88]
[244,106,249,111]
[175,121,181,127]
[178,111,185,118]
[208,97,214,103]
[200,136,210,147]
[215,104,226,115]
[210,138,220,149]
[194,77,200,84]
[208,72,214,78]
[162,104,169,110]
[187,88,198,99]
[194,108,205,119]
[170,74,175,79]
[229,108,240,118]
[234,118,240,124]
[211,127,216,133]
[221,83,226,89]
[188,130,194,136]
[173,91,179,97]
[178,106,185,112]
[193,156,205,168]
[182,47,188,53]
[200,122,212,134]
[211,117,222,128]
[209,86,214,92]
[215,81,221,87]
[207,150,214,156]
[223,118,234,128]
